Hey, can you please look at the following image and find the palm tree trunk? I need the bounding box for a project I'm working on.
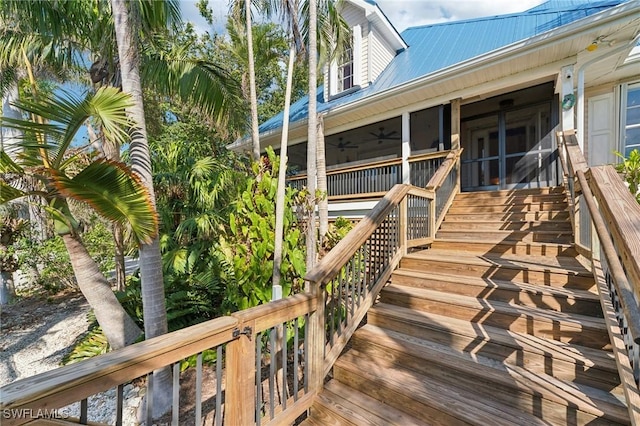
[62,233,141,348]
[305,0,318,277]
[246,0,261,160]
[317,114,328,245]
[272,44,296,298]
[111,0,167,341]
[111,0,172,418]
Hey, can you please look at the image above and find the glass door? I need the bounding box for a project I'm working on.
[504,103,555,188]
[461,114,500,190]
[461,102,556,191]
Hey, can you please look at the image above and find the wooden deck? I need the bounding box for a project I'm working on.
[302,187,630,425]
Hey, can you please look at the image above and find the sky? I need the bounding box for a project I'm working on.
[179,0,548,35]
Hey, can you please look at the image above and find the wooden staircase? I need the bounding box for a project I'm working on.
[303,187,630,425]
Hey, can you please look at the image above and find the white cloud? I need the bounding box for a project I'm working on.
[376,0,546,32]
[178,0,548,35]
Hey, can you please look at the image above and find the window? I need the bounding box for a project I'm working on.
[622,82,640,156]
[337,46,354,92]
[328,25,360,97]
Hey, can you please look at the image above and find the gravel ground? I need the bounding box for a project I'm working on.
[0,292,91,387]
[0,292,143,425]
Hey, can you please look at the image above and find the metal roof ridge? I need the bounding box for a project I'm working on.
[401,0,622,34]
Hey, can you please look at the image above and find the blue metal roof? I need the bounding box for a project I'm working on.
[259,0,625,134]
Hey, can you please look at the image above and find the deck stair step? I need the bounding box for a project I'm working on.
[447,203,568,213]
[445,210,571,221]
[435,228,574,243]
[332,351,551,426]
[378,284,609,350]
[390,269,601,315]
[455,187,566,197]
[429,238,578,256]
[438,219,572,231]
[452,193,567,206]
[367,303,620,391]
[303,380,428,426]
[303,187,628,425]
[344,325,628,424]
[400,249,594,289]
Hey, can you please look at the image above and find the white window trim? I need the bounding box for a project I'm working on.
[620,81,640,156]
[329,25,362,97]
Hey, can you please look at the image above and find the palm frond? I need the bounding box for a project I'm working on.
[6,87,133,169]
[0,150,24,174]
[50,159,158,245]
[0,66,16,98]
[0,181,27,204]
[142,48,241,124]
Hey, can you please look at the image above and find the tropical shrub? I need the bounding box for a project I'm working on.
[615,149,640,203]
[219,148,306,312]
[16,220,116,294]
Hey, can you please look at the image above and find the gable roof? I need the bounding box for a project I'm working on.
[252,0,628,140]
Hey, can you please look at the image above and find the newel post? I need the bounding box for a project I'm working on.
[307,279,326,396]
[224,321,256,425]
[400,196,408,256]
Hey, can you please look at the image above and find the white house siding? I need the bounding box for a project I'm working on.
[369,31,396,82]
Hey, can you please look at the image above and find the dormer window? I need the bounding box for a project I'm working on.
[338,46,354,92]
[329,25,361,98]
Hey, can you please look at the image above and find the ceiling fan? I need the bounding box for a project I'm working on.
[367,127,401,143]
[329,137,359,151]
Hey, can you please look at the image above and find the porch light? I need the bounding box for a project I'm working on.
[586,35,611,52]
[586,42,599,52]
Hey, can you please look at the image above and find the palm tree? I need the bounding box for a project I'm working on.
[0,87,153,348]
[1,0,241,297]
[269,0,348,290]
[306,0,318,272]
[246,0,261,160]
[111,0,168,342]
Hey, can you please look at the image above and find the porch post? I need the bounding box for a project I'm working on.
[402,111,411,184]
[559,65,575,132]
[451,98,461,150]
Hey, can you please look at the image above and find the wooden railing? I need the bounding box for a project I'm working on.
[287,151,450,200]
[0,151,462,426]
[557,130,640,419]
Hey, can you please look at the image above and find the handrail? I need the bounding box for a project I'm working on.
[306,184,411,286]
[557,130,640,420]
[0,317,238,413]
[557,131,640,344]
[306,149,461,385]
[578,169,640,344]
[425,149,460,190]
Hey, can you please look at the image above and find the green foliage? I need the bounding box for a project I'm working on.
[615,149,640,203]
[62,326,109,365]
[0,206,29,272]
[16,220,116,294]
[321,216,354,254]
[219,148,306,312]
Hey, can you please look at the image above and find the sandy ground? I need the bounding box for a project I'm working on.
[0,292,91,387]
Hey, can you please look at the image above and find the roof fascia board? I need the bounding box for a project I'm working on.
[349,0,407,50]
[328,1,640,116]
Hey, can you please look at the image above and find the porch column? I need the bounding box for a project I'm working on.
[559,65,575,132]
[402,111,411,184]
[451,98,461,150]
